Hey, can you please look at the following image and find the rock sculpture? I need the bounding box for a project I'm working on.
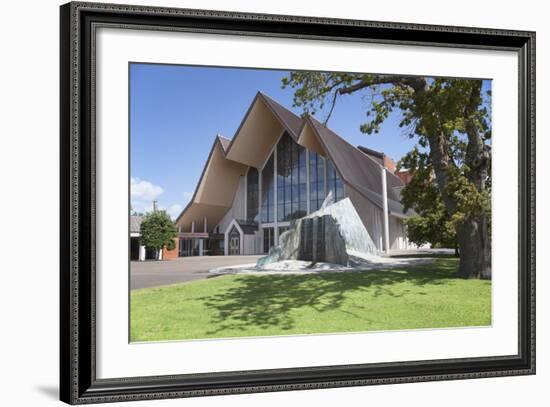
[257,195,378,267]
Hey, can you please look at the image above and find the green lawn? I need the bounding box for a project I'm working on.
[130,258,491,342]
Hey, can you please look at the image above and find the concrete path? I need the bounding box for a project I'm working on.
[130,255,263,290]
[210,252,435,276]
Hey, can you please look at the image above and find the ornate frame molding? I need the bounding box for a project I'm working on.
[60,2,535,404]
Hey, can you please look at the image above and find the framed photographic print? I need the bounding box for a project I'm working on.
[60,1,535,404]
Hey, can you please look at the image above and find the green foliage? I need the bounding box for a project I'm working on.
[282,72,492,252]
[140,211,177,251]
[281,71,359,115]
[406,216,456,249]
[399,148,456,248]
[443,166,491,226]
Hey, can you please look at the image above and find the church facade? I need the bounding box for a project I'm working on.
[175,92,413,257]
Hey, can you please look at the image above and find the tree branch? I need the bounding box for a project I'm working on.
[323,91,339,125]
[338,76,426,95]
[463,81,487,191]
[321,76,426,125]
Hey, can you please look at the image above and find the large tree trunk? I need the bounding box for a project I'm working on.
[455,214,491,279]
[429,131,492,279]
[425,81,491,279]
[456,81,491,279]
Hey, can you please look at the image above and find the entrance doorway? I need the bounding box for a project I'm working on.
[229,226,240,255]
[145,247,158,260]
[130,237,140,261]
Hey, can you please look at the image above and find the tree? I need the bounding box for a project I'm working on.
[140,210,177,259]
[406,214,457,252]
[282,73,491,279]
[399,150,457,253]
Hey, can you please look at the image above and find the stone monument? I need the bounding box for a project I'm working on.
[257,194,378,267]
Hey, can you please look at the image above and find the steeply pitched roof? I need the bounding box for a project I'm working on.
[175,92,412,227]
[306,116,409,214]
[174,136,246,227]
[357,145,384,159]
[217,135,231,152]
[353,184,414,218]
[175,93,297,228]
[258,92,303,139]
[357,145,384,166]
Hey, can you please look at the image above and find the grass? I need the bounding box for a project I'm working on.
[130,258,491,342]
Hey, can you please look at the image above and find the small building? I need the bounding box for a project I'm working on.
[174,92,414,257]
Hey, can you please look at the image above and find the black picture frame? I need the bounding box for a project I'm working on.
[60,1,536,404]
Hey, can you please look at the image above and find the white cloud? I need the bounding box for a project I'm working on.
[131,177,163,201]
[165,204,183,220]
[129,180,190,219]
[131,177,164,214]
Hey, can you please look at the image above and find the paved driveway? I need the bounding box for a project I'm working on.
[130,255,262,290]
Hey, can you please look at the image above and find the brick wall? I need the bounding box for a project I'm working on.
[162,238,179,260]
[396,170,413,185]
[383,155,396,173]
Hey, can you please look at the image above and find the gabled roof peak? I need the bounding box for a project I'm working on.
[357,145,385,159]
[176,93,411,226]
[216,134,231,152]
[255,92,303,139]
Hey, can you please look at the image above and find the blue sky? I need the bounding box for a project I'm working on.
[130,63,490,218]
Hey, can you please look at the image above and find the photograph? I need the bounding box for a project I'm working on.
[56,1,536,404]
[129,64,493,342]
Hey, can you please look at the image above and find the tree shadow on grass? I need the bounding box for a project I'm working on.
[200,259,458,335]
[389,254,457,259]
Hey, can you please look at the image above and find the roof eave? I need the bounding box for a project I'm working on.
[174,136,227,225]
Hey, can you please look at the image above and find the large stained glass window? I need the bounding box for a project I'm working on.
[309,151,326,212]
[276,132,307,221]
[260,133,343,226]
[327,159,345,202]
[246,167,259,223]
[261,154,275,223]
